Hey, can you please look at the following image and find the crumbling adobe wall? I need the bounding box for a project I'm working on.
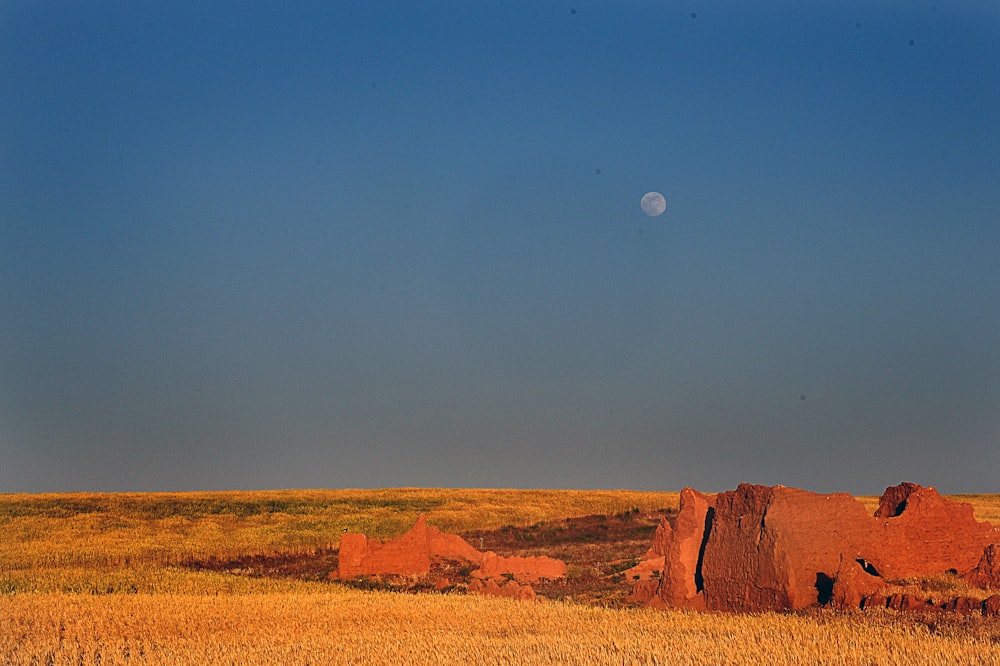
[702,484,890,612]
[336,514,566,598]
[640,482,1000,613]
[869,484,997,580]
[337,514,481,579]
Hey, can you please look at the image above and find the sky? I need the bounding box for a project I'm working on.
[2,1,999,495]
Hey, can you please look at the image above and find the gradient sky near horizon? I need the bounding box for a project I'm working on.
[2,2,999,494]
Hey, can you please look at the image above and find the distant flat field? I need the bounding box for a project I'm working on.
[2,488,999,665]
[0,488,677,572]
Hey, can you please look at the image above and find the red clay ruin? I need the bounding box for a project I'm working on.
[336,514,566,599]
[628,482,1000,615]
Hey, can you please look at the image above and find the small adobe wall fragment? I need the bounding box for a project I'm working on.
[623,518,673,591]
[473,551,566,584]
[659,487,714,609]
[964,543,1000,589]
[830,555,884,611]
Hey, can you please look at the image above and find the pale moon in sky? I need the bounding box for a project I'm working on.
[640,191,667,217]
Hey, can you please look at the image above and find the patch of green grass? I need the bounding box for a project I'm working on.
[0,492,447,522]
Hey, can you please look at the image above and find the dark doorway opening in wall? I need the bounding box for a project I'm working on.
[815,572,834,605]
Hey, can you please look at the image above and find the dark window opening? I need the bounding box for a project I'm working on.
[856,558,880,576]
[815,573,834,605]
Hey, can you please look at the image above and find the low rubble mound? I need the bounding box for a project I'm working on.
[630,482,1000,615]
[469,577,537,600]
[473,551,567,584]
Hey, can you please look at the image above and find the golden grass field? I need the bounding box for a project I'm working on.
[2,488,999,665]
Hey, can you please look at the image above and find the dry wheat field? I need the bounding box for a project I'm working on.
[2,488,999,665]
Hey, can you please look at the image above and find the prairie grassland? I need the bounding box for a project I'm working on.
[2,489,999,665]
[3,589,1000,666]
[953,493,1000,525]
[0,488,676,593]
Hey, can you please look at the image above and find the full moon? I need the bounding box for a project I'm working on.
[640,191,667,217]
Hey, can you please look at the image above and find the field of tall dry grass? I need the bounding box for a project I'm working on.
[2,488,999,664]
[5,589,1000,665]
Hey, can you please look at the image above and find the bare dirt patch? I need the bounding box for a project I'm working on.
[184,508,674,606]
[463,508,673,605]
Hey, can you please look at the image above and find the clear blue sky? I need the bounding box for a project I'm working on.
[2,1,998,494]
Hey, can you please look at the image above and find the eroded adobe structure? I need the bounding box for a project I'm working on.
[628,482,1000,614]
[336,514,566,599]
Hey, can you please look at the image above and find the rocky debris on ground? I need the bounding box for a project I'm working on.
[984,594,1000,616]
[469,577,538,600]
[629,482,1000,615]
[335,514,566,600]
